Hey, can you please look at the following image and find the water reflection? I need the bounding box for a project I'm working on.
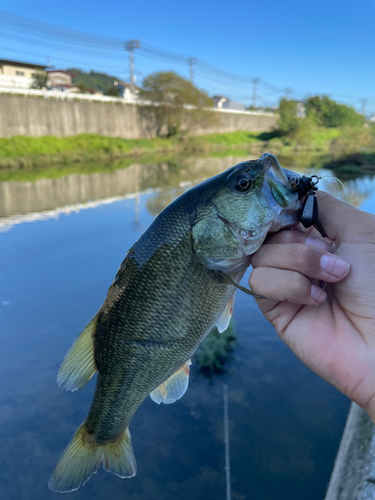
[0,156,249,219]
[0,153,373,500]
[321,175,375,209]
[2,154,375,228]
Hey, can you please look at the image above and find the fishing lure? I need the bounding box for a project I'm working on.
[288,174,326,238]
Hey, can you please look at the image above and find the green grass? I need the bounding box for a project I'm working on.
[0,127,365,171]
[194,130,261,146]
[0,132,267,170]
[0,134,176,165]
[0,156,139,182]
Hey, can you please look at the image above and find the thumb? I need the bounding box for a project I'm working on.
[316,191,368,243]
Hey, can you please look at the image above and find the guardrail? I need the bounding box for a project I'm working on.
[0,87,131,103]
[0,86,277,117]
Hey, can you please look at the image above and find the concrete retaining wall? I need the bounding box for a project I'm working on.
[0,95,277,138]
[325,403,375,500]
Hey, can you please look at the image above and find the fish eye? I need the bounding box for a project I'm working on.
[234,175,253,193]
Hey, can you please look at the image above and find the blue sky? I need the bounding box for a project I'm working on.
[1,0,374,113]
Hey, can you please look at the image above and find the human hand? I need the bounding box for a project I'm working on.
[249,191,375,421]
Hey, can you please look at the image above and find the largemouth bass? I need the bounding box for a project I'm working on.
[49,153,301,493]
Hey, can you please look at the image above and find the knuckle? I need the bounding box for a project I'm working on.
[249,268,262,292]
[297,244,321,269]
[291,273,311,301]
[295,272,308,290]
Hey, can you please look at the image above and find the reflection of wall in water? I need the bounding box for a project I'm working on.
[0,156,251,218]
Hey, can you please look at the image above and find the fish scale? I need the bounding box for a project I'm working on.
[88,220,235,442]
[48,153,301,493]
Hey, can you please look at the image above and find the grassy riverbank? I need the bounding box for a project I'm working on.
[0,128,348,170]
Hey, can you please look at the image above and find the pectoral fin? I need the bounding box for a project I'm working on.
[150,360,191,404]
[57,315,98,391]
[216,293,236,333]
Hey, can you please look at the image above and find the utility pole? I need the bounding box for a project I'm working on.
[285,87,292,99]
[125,40,140,92]
[361,98,367,117]
[188,57,197,82]
[252,78,260,108]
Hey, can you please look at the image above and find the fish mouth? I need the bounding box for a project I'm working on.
[218,215,270,243]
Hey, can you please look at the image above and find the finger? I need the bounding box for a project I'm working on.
[249,267,327,307]
[265,229,331,249]
[251,243,350,282]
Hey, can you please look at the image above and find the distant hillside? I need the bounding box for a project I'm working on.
[66,69,122,94]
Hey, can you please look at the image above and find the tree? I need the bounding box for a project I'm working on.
[30,71,49,89]
[139,71,217,137]
[277,98,299,134]
[305,96,364,127]
[105,85,121,97]
[67,69,120,94]
[76,83,92,94]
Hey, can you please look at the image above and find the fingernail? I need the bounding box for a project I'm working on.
[320,254,350,278]
[311,284,326,303]
[306,236,329,251]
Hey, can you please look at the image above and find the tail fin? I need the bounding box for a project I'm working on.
[48,423,136,493]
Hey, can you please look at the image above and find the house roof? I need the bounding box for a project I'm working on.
[47,70,72,75]
[0,58,46,70]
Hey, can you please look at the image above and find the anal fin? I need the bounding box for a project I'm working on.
[57,315,98,392]
[216,293,236,333]
[150,360,191,404]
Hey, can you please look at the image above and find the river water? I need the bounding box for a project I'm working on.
[1,154,374,500]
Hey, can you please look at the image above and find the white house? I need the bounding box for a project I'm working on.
[0,59,46,89]
[47,70,72,87]
[114,81,139,103]
[212,95,245,111]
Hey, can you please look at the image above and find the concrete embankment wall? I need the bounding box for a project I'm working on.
[0,95,277,138]
[325,403,375,500]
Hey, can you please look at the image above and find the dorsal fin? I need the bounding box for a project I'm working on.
[216,293,236,333]
[57,315,98,392]
[150,360,191,404]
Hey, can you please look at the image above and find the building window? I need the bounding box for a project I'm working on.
[16,71,25,76]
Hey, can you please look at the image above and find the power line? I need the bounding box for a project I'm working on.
[0,10,123,49]
[0,9,373,108]
[0,45,127,76]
